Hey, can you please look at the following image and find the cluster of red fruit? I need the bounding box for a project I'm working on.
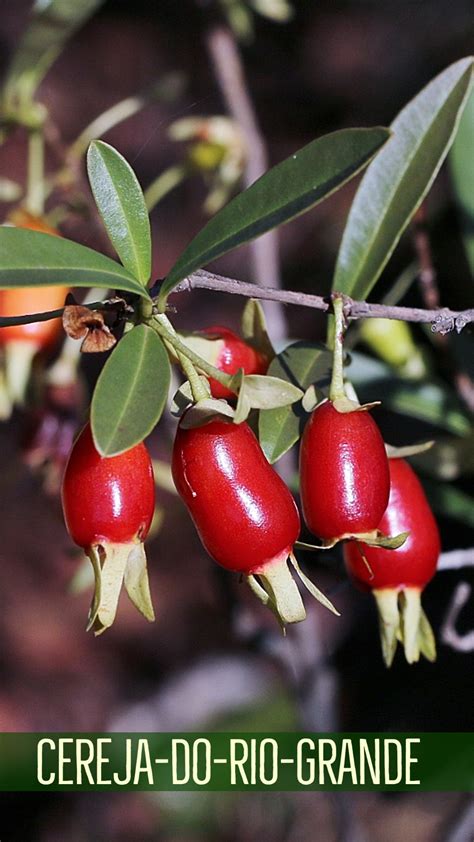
[60,324,440,666]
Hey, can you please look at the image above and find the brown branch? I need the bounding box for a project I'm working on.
[170,269,474,333]
[0,296,128,329]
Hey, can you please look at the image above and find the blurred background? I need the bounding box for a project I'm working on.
[0,0,473,839]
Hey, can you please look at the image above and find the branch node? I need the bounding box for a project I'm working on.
[431,309,455,335]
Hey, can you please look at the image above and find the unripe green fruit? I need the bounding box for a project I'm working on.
[360,318,427,377]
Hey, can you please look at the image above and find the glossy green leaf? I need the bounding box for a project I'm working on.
[0,227,148,297]
[87,141,151,285]
[258,342,332,462]
[3,0,104,111]
[91,325,170,456]
[158,127,391,308]
[348,352,471,436]
[449,88,474,276]
[334,57,474,300]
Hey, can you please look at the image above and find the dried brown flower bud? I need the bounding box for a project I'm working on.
[62,305,116,353]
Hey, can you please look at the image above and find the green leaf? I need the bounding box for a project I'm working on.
[0,227,149,297]
[87,141,151,285]
[258,342,332,462]
[91,325,170,456]
[334,57,474,300]
[3,0,105,112]
[158,127,391,308]
[449,87,474,277]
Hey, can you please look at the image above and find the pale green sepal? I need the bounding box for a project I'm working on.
[246,574,286,634]
[233,369,251,424]
[86,541,155,636]
[359,530,409,550]
[373,589,400,668]
[302,384,322,413]
[400,587,422,663]
[241,298,275,361]
[418,607,437,662]
[332,397,381,414]
[289,553,340,616]
[123,543,155,622]
[385,441,435,459]
[179,398,235,428]
[256,555,306,625]
[170,378,212,417]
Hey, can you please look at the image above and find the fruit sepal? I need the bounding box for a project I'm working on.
[246,549,339,631]
[385,441,434,458]
[332,396,381,414]
[298,530,409,551]
[373,587,436,667]
[86,539,155,635]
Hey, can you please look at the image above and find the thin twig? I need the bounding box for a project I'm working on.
[205,22,286,343]
[167,269,474,333]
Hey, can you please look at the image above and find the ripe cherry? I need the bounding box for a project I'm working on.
[344,458,440,666]
[193,326,268,399]
[299,399,390,544]
[172,415,338,626]
[62,422,155,634]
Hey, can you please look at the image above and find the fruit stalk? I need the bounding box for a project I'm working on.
[329,294,346,402]
[153,314,234,392]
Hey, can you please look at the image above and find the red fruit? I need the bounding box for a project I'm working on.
[299,400,390,543]
[201,326,268,399]
[172,416,337,626]
[344,458,440,666]
[62,423,155,634]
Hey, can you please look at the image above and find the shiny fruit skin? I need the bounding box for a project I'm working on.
[344,458,440,591]
[202,326,267,399]
[62,423,154,549]
[299,400,390,540]
[0,214,69,347]
[172,417,300,573]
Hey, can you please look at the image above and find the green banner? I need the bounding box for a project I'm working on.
[0,733,471,791]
